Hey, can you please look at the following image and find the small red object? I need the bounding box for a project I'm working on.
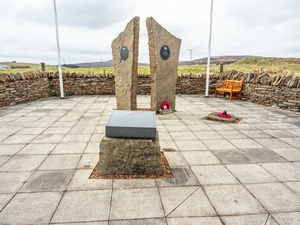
[217,110,232,118]
[161,101,171,110]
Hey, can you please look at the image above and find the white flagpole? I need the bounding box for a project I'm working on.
[53,0,65,99]
[205,0,213,97]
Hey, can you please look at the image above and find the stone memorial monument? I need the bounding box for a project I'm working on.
[111,16,139,110]
[99,16,181,176]
[146,17,181,112]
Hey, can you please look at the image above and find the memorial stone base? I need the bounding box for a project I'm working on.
[98,132,162,175]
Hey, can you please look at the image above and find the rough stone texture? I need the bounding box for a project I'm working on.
[111,16,139,110]
[146,17,181,112]
[98,133,162,175]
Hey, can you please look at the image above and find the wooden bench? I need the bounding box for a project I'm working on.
[215,80,243,101]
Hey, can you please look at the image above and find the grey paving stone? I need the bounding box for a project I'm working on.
[113,179,156,189]
[261,163,300,182]
[20,170,74,192]
[0,144,25,155]
[43,127,71,135]
[0,155,47,171]
[163,151,187,166]
[230,139,264,149]
[159,141,179,151]
[285,182,300,197]
[110,188,164,220]
[262,129,299,138]
[204,184,266,216]
[181,151,221,165]
[272,212,300,225]
[67,169,112,191]
[1,134,38,144]
[38,154,81,170]
[202,139,237,151]
[51,142,87,154]
[32,134,65,144]
[193,131,223,140]
[159,132,172,141]
[165,125,190,132]
[84,142,99,154]
[175,140,207,151]
[280,138,300,148]
[77,153,98,169]
[0,192,62,224]
[217,130,248,139]
[241,148,286,163]
[167,217,223,225]
[16,127,46,135]
[254,138,294,148]
[110,218,167,225]
[213,150,254,164]
[0,193,13,211]
[169,132,198,140]
[270,147,300,161]
[156,166,199,187]
[226,164,278,184]
[191,165,239,185]
[246,183,300,212]
[0,155,10,166]
[159,186,216,217]
[17,143,56,155]
[186,124,213,132]
[61,134,91,143]
[221,214,275,225]
[52,190,111,223]
[239,129,272,138]
[159,186,199,215]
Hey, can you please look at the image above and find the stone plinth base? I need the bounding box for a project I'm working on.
[98,133,162,175]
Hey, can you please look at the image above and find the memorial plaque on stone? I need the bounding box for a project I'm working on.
[106,110,156,139]
[120,46,129,61]
[160,45,170,60]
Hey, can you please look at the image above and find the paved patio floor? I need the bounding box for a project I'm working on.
[0,95,300,225]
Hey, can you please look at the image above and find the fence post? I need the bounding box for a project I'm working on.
[41,62,45,71]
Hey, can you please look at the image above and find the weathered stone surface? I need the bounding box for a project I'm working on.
[98,133,162,175]
[146,17,181,112]
[111,16,139,110]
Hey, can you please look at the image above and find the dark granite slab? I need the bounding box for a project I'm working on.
[106,110,156,139]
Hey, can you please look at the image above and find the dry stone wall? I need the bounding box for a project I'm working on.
[0,71,299,112]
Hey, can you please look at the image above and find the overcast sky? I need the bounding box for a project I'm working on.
[1,0,299,65]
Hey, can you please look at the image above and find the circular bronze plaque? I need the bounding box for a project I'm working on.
[120,46,129,61]
[160,45,170,60]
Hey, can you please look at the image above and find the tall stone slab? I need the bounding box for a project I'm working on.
[146,17,181,112]
[111,17,140,110]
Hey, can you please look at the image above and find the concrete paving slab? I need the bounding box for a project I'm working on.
[193,131,223,140]
[261,163,300,182]
[0,156,10,166]
[77,153,98,169]
[213,149,254,164]
[110,218,166,225]
[226,164,278,183]
[165,125,190,132]
[241,148,286,163]
[19,170,73,192]
[67,169,112,191]
[169,132,198,140]
[51,142,87,154]
[201,139,237,151]
[0,192,62,224]
[32,134,65,144]
[280,138,300,148]
[217,130,248,139]
[38,154,81,170]
[0,171,33,193]
[61,134,91,143]
[239,129,272,138]
[113,179,156,189]
[254,138,294,148]
[175,140,207,151]
[285,182,300,197]
[167,217,223,225]
[52,190,111,223]
[270,147,300,161]
[263,129,299,138]
[246,183,300,212]
[230,139,264,149]
[181,151,221,165]
[204,184,266,216]
[1,134,38,144]
[191,165,239,185]
[163,151,187,166]
[186,124,213,132]
[110,188,164,220]
[166,187,216,217]
[158,186,199,215]
[220,214,274,225]
[17,143,56,155]
[0,155,47,171]
[0,144,25,155]
[272,212,300,225]
[0,193,13,211]
[84,142,100,153]
[158,132,172,140]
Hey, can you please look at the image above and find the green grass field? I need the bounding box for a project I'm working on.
[1,57,300,76]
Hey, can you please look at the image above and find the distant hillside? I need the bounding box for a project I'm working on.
[179,55,255,65]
